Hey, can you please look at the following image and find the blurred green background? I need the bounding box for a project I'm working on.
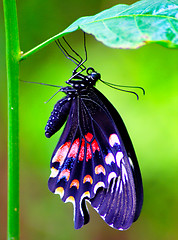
[1,0,178,239]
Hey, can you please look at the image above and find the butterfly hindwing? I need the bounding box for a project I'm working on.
[91,87,143,222]
[47,86,143,230]
[81,88,138,230]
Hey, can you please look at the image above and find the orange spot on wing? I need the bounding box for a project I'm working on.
[85,133,93,142]
[52,142,71,165]
[95,165,106,175]
[83,175,93,184]
[86,143,92,161]
[54,187,64,198]
[58,169,70,181]
[65,196,75,205]
[79,139,85,161]
[82,191,90,198]
[70,179,79,189]
[68,138,80,158]
[91,139,100,152]
[50,167,59,178]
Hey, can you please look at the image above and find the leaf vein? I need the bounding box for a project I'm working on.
[115,1,146,17]
[140,1,158,14]
[102,20,118,37]
[81,14,177,26]
[134,16,144,36]
[167,18,178,33]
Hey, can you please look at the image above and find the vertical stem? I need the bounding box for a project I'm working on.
[3,0,20,239]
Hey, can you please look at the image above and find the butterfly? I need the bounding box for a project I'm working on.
[45,34,143,230]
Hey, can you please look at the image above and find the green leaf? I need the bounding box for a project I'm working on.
[21,0,178,60]
[61,0,178,49]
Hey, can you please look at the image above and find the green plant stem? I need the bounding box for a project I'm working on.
[3,0,20,239]
[21,31,67,61]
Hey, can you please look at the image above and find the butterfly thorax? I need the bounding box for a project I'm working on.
[65,67,101,92]
[45,68,101,138]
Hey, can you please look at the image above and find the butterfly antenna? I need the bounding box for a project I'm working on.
[100,79,140,100]
[20,79,63,88]
[20,80,63,103]
[44,89,62,104]
[101,80,145,95]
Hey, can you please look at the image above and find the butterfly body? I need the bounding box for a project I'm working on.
[46,68,143,230]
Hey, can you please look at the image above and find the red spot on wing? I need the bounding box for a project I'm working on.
[79,139,85,161]
[85,133,93,142]
[68,134,99,162]
[86,143,92,161]
[91,139,100,153]
[68,138,80,158]
[58,169,70,181]
[52,142,71,165]
[83,175,93,184]
[70,179,79,189]
[95,165,106,175]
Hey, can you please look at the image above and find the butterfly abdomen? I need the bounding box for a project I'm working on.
[45,96,72,138]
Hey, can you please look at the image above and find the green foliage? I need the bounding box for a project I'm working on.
[22,0,178,60]
[62,0,178,48]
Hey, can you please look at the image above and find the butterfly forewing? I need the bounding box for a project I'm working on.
[47,86,143,230]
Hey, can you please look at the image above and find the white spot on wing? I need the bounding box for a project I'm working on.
[108,172,117,183]
[116,152,124,167]
[119,181,123,193]
[94,182,105,194]
[122,164,128,184]
[128,157,134,169]
[116,176,121,192]
[79,192,90,217]
[109,134,120,147]
[65,196,76,222]
[105,152,115,165]
[111,177,116,193]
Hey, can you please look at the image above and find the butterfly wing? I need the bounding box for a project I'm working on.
[48,87,143,230]
[85,88,143,229]
[90,87,143,223]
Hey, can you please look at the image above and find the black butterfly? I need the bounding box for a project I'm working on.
[45,34,143,230]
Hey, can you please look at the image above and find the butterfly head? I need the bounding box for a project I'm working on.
[86,67,101,85]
